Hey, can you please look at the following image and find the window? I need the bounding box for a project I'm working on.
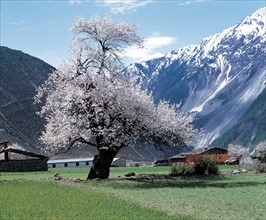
[64,163,68,167]
[76,162,79,166]
[86,162,89,166]
[52,164,56,168]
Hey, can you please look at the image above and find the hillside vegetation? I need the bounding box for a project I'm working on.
[212,88,266,149]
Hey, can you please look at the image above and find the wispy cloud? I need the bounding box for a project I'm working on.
[15,27,30,32]
[10,20,26,26]
[178,0,207,6]
[96,0,153,14]
[69,0,82,6]
[124,32,177,62]
[10,20,31,32]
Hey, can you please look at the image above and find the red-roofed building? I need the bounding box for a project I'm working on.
[169,147,228,165]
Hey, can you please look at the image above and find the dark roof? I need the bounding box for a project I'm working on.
[0,147,47,159]
[169,155,187,159]
[0,141,9,145]
[155,159,169,164]
[170,147,227,159]
[184,147,227,155]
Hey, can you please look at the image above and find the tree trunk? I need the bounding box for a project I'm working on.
[87,149,118,179]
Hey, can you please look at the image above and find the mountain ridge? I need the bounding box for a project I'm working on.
[0,46,55,152]
[124,7,266,148]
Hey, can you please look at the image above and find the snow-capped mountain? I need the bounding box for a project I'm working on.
[124,7,266,148]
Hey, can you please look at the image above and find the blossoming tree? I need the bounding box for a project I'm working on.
[35,16,197,179]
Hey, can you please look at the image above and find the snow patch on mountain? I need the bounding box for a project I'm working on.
[124,7,266,148]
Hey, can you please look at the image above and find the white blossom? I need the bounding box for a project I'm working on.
[251,141,266,162]
[35,16,197,158]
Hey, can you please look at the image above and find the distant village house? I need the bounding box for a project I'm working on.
[47,157,93,168]
[169,147,228,165]
[0,141,48,172]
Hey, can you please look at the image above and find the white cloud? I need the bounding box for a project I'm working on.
[124,32,177,62]
[10,20,26,26]
[69,0,82,6]
[178,0,207,6]
[96,0,153,14]
[15,27,30,32]
[10,20,30,32]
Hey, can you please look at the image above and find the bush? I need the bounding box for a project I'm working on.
[193,157,219,175]
[255,162,266,173]
[170,158,220,176]
[207,163,219,175]
[170,164,194,176]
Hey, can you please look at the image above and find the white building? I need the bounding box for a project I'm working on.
[48,157,93,169]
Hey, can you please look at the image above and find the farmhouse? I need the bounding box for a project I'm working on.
[224,157,239,165]
[169,147,228,165]
[0,141,48,172]
[47,157,94,168]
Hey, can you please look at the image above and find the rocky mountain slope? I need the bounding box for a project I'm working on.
[0,46,55,152]
[124,7,266,148]
[211,87,266,149]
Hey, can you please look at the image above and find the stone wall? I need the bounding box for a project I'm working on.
[0,159,48,172]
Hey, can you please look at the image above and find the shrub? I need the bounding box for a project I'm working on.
[135,163,140,167]
[170,158,220,176]
[207,163,219,175]
[170,164,194,176]
[193,157,219,175]
[255,162,266,173]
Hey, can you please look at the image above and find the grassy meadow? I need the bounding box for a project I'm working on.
[0,166,265,220]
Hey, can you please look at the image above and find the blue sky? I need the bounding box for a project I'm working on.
[1,0,265,67]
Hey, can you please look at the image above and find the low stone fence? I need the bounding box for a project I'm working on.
[0,159,48,172]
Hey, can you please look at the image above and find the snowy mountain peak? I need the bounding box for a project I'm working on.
[234,7,265,38]
[242,7,265,26]
[197,7,265,59]
[124,8,266,148]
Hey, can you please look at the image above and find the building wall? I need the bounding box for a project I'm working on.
[48,161,92,169]
[0,159,48,172]
[185,153,228,164]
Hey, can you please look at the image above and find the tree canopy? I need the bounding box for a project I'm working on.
[35,16,197,179]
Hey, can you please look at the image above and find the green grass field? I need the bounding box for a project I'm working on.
[0,166,265,220]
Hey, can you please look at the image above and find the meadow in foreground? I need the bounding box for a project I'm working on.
[0,166,265,220]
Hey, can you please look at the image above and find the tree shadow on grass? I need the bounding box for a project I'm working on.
[107,175,266,190]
